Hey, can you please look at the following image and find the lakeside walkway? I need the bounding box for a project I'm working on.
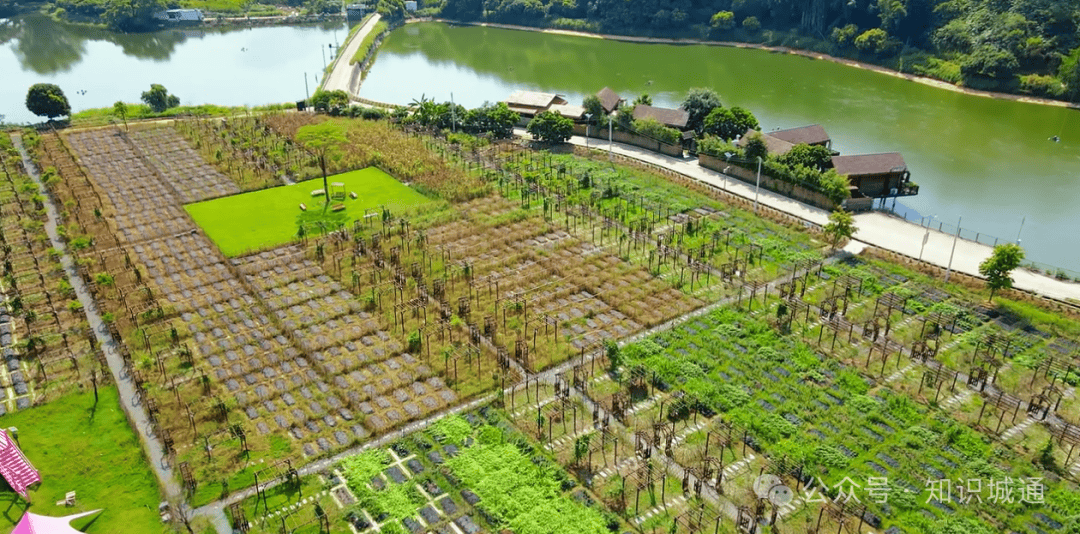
[322,13,382,96]
[514,128,1080,304]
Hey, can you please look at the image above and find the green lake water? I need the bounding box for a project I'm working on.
[360,22,1080,272]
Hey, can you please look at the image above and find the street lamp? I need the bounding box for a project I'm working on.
[944,215,961,282]
[584,113,592,150]
[607,114,614,159]
[722,151,734,191]
[919,214,936,261]
[753,156,763,214]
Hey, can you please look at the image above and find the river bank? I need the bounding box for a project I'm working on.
[413,18,1078,110]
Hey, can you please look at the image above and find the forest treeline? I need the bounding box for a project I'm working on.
[435,0,1080,101]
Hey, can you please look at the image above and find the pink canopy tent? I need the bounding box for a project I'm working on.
[0,429,40,499]
[11,510,102,534]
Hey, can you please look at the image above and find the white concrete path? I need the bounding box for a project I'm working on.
[322,13,382,95]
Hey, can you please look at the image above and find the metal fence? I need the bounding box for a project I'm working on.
[878,207,1080,283]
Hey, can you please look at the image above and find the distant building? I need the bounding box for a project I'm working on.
[631,104,689,130]
[596,87,623,114]
[547,103,587,120]
[404,0,417,11]
[767,124,832,149]
[504,91,568,119]
[831,153,917,200]
[153,8,204,22]
[737,124,835,156]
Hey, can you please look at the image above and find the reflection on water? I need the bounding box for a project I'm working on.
[2,15,350,124]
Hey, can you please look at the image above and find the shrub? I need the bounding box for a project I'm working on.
[742,16,760,31]
[632,117,680,145]
[1020,74,1066,97]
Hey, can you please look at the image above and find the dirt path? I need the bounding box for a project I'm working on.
[323,13,382,96]
[10,135,183,506]
[417,18,1076,109]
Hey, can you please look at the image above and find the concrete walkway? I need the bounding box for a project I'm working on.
[322,13,382,96]
[11,136,182,505]
[521,129,1080,304]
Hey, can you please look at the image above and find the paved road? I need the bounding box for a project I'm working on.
[322,13,382,96]
[11,136,182,506]
[519,129,1080,304]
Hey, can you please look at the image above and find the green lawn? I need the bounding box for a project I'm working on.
[184,168,429,256]
[0,388,162,533]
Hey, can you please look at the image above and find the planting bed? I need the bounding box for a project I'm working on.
[605,303,1080,533]
[0,134,100,412]
[54,125,491,506]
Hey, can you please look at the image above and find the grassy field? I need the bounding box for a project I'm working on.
[0,388,162,533]
[185,167,429,256]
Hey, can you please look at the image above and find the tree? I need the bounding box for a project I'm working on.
[961,45,1019,80]
[703,105,758,141]
[526,111,573,144]
[710,10,735,30]
[743,132,768,161]
[823,209,857,249]
[140,83,179,112]
[310,89,350,114]
[681,87,722,133]
[632,117,680,144]
[113,101,128,131]
[25,83,70,120]
[632,93,652,107]
[978,243,1025,302]
[779,143,832,170]
[296,122,347,208]
[854,28,889,54]
[103,0,167,31]
[582,95,604,122]
[742,16,760,31]
[831,24,859,48]
[1061,46,1080,101]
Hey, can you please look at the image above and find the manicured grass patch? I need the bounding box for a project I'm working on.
[0,388,161,534]
[350,21,389,65]
[185,167,429,256]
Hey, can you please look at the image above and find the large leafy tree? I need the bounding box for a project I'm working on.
[140,83,179,112]
[26,83,71,120]
[527,111,573,144]
[296,122,347,208]
[681,87,722,133]
[582,95,604,122]
[703,105,758,141]
[978,243,1025,302]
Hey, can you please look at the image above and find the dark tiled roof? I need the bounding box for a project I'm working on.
[738,129,795,156]
[831,153,908,176]
[768,124,831,146]
[632,105,690,129]
[597,87,623,113]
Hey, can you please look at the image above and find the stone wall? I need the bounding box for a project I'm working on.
[571,124,683,158]
[698,153,839,211]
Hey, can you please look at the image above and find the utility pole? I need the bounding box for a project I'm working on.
[945,216,961,282]
[304,72,310,101]
[753,156,763,214]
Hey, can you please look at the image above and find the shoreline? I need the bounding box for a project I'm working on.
[415,18,1078,110]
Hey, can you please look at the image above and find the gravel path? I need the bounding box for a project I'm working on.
[11,135,182,508]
